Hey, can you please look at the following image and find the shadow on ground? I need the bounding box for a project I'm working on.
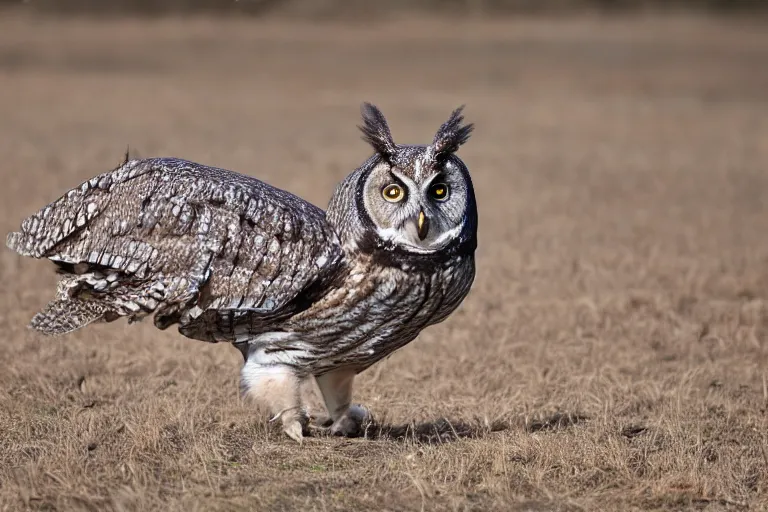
[308,412,589,444]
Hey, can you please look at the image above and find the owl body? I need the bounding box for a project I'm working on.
[260,251,475,375]
[6,104,477,442]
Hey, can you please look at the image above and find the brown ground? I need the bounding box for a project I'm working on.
[1,12,768,512]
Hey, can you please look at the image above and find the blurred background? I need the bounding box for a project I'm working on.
[0,0,766,16]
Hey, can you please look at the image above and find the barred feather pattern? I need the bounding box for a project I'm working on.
[277,254,475,374]
[7,157,344,341]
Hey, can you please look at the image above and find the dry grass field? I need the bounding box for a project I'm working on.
[1,12,767,512]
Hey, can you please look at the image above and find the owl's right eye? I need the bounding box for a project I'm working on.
[382,184,405,203]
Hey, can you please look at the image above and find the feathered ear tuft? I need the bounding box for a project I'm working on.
[430,106,474,157]
[359,102,397,158]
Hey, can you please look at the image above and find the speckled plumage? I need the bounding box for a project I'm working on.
[6,103,478,442]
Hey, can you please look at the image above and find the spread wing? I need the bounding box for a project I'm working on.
[6,157,344,342]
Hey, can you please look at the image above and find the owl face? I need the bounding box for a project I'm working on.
[361,150,472,254]
[326,103,477,260]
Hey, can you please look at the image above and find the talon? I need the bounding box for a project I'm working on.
[283,420,305,444]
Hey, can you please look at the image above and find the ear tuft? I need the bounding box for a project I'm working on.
[430,105,474,157]
[359,102,397,158]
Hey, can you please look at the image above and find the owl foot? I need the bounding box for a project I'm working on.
[314,370,371,438]
[240,360,311,444]
[329,404,371,437]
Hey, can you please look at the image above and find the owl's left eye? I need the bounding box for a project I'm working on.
[428,182,450,201]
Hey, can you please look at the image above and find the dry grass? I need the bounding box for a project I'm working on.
[0,12,767,512]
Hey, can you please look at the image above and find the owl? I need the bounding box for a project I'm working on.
[5,103,478,443]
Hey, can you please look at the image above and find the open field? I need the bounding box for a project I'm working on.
[0,12,767,512]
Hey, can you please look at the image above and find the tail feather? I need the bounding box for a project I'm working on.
[29,299,109,336]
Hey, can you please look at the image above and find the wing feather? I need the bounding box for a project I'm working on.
[6,157,344,341]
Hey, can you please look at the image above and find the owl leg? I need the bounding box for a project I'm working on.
[240,361,308,444]
[315,369,370,437]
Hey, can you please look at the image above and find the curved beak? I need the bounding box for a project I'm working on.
[417,210,430,240]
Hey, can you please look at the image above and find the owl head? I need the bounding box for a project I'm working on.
[327,103,478,263]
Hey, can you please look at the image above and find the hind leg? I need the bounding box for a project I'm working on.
[240,360,308,443]
[315,369,370,437]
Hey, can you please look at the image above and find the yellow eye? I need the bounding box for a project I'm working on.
[429,182,450,201]
[382,184,405,203]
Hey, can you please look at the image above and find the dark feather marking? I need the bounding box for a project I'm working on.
[399,277,432,329]
[53,261,83,275]
[52,260,119,277]
[241,214,256,229]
